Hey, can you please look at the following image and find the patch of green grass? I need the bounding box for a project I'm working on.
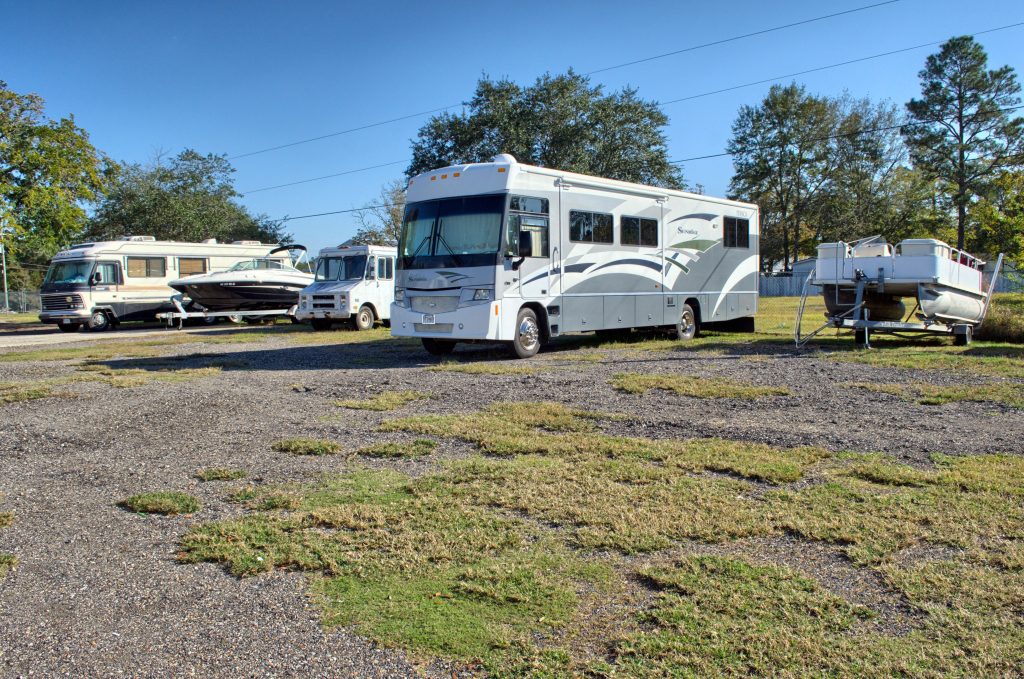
[178,412,1024,674]
[612,372,790,399]
[356,439,437,458]
[195,467,248,482]
[826,342,1024,379]
[0,511,13,528]
[181,470,588,662]
[976,292,1024,343]
[426,360,536,375]
[272,438,341,455]
[0,553,16,577]
[335,390,429,411]
[845,380,1024,408]
[120,491,201,515]
[382,401,826,484]
[0,381,70,405]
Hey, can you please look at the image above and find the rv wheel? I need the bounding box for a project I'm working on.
[354,306,374,331]
[422,338,456,356]
[87,310,111,332]
[675,304,697,341]
[511,308,542,358]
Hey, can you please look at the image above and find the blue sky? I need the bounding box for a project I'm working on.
[4,0,1022,253]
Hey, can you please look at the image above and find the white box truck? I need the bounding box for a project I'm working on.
[296,244,397,330]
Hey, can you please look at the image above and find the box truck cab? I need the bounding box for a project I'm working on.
[38,236,286,332]
[296,244,397,330]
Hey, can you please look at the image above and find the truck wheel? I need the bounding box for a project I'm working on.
[422,338,456,356]
[310,318,333,331]
[57,323,82,333]
[354,306,374,331]
[87,310,111,332]
[675,304,697,341]
[511,308,542,358]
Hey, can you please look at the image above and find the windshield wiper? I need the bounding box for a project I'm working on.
[434,230,463,267]
[410,234,432,258]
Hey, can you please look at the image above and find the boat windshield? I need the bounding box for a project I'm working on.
[227,258,291,272]
[44,260,93,285]
[315,255,368,281]
[398,194,505,269]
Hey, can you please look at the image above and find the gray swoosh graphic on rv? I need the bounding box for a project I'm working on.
[670,213,718,223]
[590,258,663,274]
[522,262,593,286]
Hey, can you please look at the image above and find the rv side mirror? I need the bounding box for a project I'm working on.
[90,271,102,285]
[518,230,533,258]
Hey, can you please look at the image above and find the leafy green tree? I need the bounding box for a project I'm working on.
[970,170,1024,259]
[408,71,683,188]
[727,84,841,271]
[903,36,1024,250]
[0,80,115,273]
[87,149,289,244]
[350,179,405,245]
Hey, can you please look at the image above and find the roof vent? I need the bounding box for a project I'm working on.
[231,240,262,245]
[121,235,156,241]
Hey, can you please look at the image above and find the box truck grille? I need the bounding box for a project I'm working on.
[410,296,459,313]
[312,295,337,309]
[42,294,83,311]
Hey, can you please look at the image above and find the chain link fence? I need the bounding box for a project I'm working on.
[2,290,41,313]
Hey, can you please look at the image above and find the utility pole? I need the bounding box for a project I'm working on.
[0,241,8,312]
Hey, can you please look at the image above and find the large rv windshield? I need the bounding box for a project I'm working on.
[398,194,505,269]
[44,260,92,285]
[315,255,368,281]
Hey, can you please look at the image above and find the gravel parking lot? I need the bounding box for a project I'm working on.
[1,324,1022,676]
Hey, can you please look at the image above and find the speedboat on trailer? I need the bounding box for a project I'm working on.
[169,245,313,311]
[796,236,1002,347]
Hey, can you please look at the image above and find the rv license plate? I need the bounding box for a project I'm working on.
[421,314,436,324]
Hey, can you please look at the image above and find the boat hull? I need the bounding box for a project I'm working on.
[170,281,306,311]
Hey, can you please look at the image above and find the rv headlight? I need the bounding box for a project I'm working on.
[394,288,406,306]
[472,288,491,301]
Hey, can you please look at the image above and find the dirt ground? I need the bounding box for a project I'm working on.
[0,323,1022,677]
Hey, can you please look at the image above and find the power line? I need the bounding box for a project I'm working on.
[229,0,901,161]
[248,21,1024,196]
[585,0,903,76]
[241,160,406,194]
[657,21,1024,107]
[277,105,1024,222]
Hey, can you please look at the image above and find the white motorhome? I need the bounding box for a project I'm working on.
[39,237,289,331]
[391,155,759,357]
[296,244,397,330]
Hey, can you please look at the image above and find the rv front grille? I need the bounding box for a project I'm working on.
[42,294,84,311]
[414,323,454,333]
[410,296,459,313]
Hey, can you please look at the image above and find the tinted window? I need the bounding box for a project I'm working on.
[509,195,549,214]
[377,257,394,280]
[621,216,659,247]
[398,194,505,269]
[724,217,750,248]
[569,210,613,244]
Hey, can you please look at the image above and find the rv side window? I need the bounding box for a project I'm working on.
[179,257,207,275]
[126,257,166,277]
[724,217,750,248]
[386,257,394,279]
[569,210,613,244]
[621,216,659,247]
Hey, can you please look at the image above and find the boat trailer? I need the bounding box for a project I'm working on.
[157,294,299,330]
